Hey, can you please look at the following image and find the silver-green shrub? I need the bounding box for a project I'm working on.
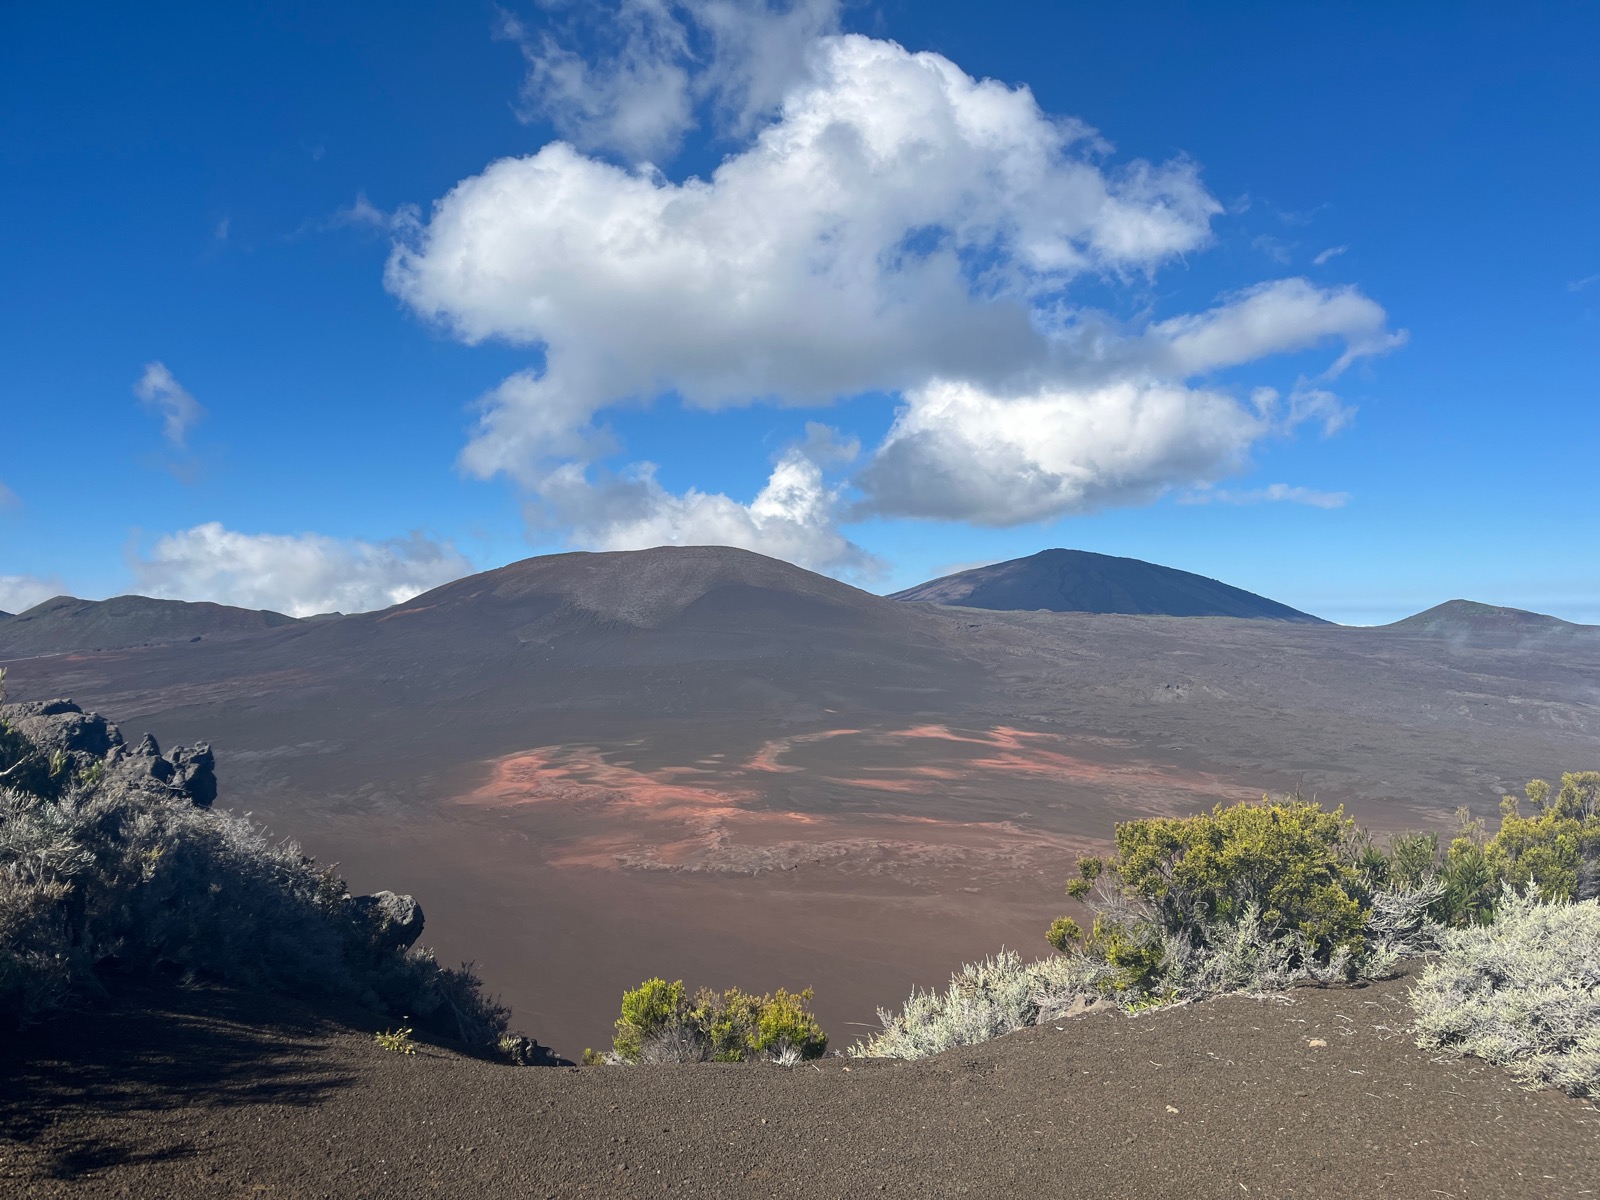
[1366,878,1447,956]
[853,903,1408,1061]
[1155,905,1382,996]
[0,707,510,1047]
[1411,890,1600,1097]
[850,950,1113,1059]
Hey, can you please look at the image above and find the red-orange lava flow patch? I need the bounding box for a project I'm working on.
[450,724,1255,878]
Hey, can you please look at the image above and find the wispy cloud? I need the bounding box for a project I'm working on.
[329,192,396,232]
[1180,482,1350,509]
[1252,234,1293,265]
[134,362,206,449]
[289,193,403,241]
[1313,245,1347,266]
[1284,383,1357,435]
[1568,273,1599,293]
[0,481,18,511]
[1275,202,1329,228]
[0,574,64,613]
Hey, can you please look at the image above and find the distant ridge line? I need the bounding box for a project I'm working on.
[0,594,299,658]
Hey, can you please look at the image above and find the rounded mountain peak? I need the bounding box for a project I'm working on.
[396,545,887,630]
[1387,599,1592,635]
[891,548,1326,623]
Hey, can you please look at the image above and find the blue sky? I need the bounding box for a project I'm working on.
[2,1,1596,624]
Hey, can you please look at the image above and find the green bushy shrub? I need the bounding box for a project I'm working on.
[1092,797,1371,957]
[1044,916,1082,953]
[1043,797,1384,1005]
[1412,890,1600,1097]
[1387,830,1441,888]
[1488,773,1600,904]
[1436,814,1500,927]
[601,978,827,1064]
[1376,778,1598,928]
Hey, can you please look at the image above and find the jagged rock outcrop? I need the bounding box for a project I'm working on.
[0,699,217,808]
[108,730,219,809]
[352,889,426,950]
[3,698,122,758]
[165,742,218,808]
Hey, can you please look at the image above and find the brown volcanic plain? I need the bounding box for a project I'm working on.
[4,545,1598,1056]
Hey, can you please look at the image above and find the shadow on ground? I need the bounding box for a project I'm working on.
[0,981,356,1181]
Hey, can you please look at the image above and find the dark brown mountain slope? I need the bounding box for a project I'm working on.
[225,545,982,728]
[0,594,298,658]
[313,543,950,666]
[892,548,1327,622]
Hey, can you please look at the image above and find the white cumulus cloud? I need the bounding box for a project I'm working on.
[391,33,1222,475]
[130,523,473,617]
[134,362,206,449]
[386,15,1403,556]
[858,378,1268,526]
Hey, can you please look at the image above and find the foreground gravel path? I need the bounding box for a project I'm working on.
[3,971,1596,1199]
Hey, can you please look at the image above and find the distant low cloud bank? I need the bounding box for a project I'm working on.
[1181,483,1351,509]
[130,523,472,617]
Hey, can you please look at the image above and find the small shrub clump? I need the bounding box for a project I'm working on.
[1101,797,1371,958]
[1411,890,1600,1097]
[596,978,827,1064]
[375,1025,419,1055]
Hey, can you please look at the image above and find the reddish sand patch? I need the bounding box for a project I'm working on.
[458,740,1075,875]
[744,729,864,773]
[431,720,1265,1047]
[452,722,1251,881]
